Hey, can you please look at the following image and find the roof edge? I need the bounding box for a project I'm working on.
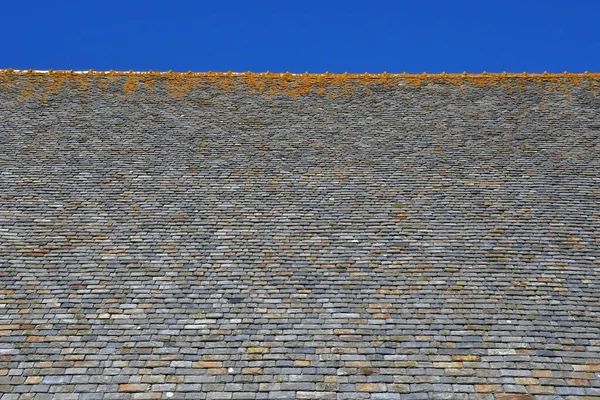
[2,69,599,100]
[1,69,599,78]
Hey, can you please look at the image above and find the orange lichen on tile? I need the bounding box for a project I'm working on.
[1,69,599,101]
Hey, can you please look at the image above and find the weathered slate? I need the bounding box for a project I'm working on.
[0,73,599,399]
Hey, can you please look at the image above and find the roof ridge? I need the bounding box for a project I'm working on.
[2,69,599,100]
[1,69,599,77]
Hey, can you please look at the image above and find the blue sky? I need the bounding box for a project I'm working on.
[1,0,598,73]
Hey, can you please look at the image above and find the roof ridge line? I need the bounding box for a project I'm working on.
[1,69,599,78]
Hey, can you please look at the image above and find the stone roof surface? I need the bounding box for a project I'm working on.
[1,72,600,400]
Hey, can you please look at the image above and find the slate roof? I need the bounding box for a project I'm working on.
[1,71,600,400]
